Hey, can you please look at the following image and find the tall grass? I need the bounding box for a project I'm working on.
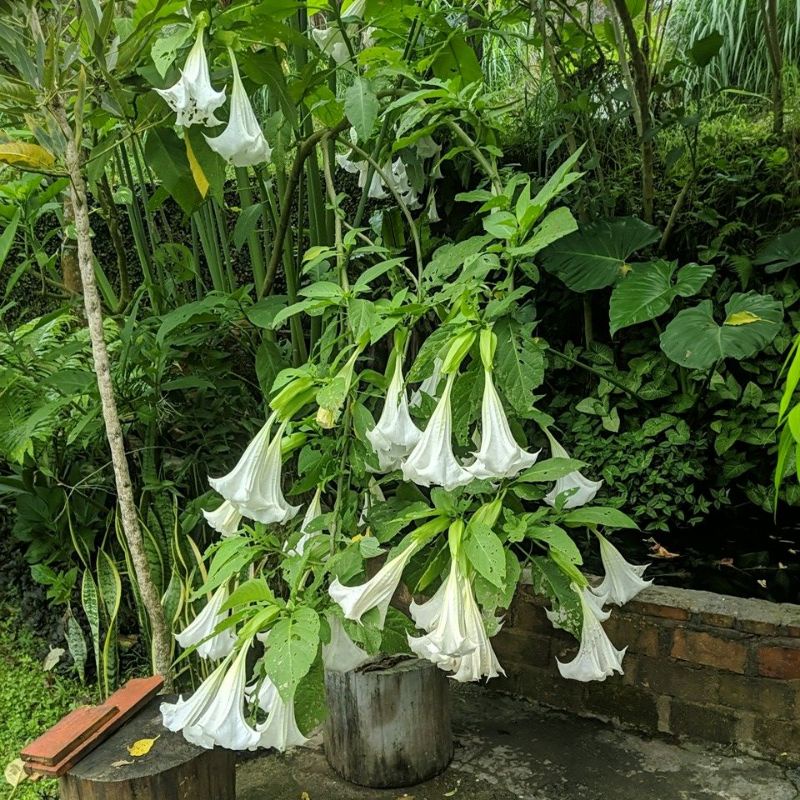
[662,0,800,94]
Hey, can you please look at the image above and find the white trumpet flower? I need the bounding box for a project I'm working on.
[323,615,369,672]
[257,684,308,752]
[311,26,350,65]
[450,578,505,682]
[183,642,261,750]
[557,587,626,683]
[205,52,271,167]
[208,415,300,525]
[367,354,422,471]
[291,488,324,556]
[468,370,539,480]
[544,433,603,509]
[409,558,475,666]
[161,656,228,733]
[155,30,226,128]
[402,373,473,490]
[546,585,609,630]
[175,583,237,661]
[329,542,419,627]
[427,192,441,223]
[410,357,443,408]
[358,478,385,527]
[203,500,242,538]
[592,533,652,606]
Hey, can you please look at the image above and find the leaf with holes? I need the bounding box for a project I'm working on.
[265,607,320,702]
[493,318,545,417]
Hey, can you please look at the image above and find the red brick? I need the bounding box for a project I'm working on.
[671,630,748,674]
[627,600,689,621]
[637,655,720,704]
[757,644,800,679]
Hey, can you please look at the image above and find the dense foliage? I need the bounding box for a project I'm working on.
[0,0,798,758]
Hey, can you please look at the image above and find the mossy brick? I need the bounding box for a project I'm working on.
[582,682,659,730]
[669,699,739,745]
[717,673,800,718]
[636,655,719,705]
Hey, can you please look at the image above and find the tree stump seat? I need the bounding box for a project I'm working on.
[59,697,235,800]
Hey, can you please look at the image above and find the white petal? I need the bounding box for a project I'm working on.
[257,691,308,752]
[183,644,261,750]
[161,657,228,733]
[449,580,505,683]
[409,358,443,408]
[544,470,603,509]
[402,373,473,490]
[290,488,324,556]
[205,53,271,167]
[328,544,417,627]
[557,591,626,683]
[322,615,369,672]
[592,534,652,606]
[175,583,237,661]
[203,500,242,538]
[468,371,539,480]
[367,356,422,471]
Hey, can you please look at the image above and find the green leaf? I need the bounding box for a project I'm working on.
[516,457,585,482]
[0,208,21,270]
[754,227,800,274]
[687,30,724,68]
[660,292,783,369]
[508,206,578,257]
[221,578,274,611]
[528,524,582,564]
[529,556,581,637]
[492,318,545,417]
[609,260,714,335]
[463,521,506,589]
[344,78,379,142]
[264,607,321,702]
[541,216,660,292]
[431,32,482,85]
[482,211,517,240]
[562,506,638,530]
[143,127,203,214]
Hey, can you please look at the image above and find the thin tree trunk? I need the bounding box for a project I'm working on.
[763,0,784,137]
[61,192,82,295]
[611,0,655,224]
[50,98,172,687]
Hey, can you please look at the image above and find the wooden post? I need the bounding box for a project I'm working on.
[58,698,235,800]
[323,655,453,788]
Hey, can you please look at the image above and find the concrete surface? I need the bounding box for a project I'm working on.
[237,686,800,800]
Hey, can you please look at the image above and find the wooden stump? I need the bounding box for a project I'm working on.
[323,655,453,788]
[59,697,235,800]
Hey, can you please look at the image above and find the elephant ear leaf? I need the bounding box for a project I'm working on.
[540,216,659,292]
[609,260,713,336]
[753,227,800,274]
[660,292,783,369]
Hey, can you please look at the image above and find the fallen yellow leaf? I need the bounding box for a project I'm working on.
[127,736,160,757]
[4,758,27,787]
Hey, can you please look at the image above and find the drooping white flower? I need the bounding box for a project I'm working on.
[544,433,603,509]
[256,682,308,752]
[183,641,261,750]
[592,533,652,606]
[155,29,226,128]
[410,357,443,408]
[557,587,626,683]
[358,478,385,527]
[208,414,300,525]
[390,158,420,209]
[175,583,237,661]
[367,353,422,471]
[329,542,419,627]
[323,614,369,672]
[408,557,475,666]
[161,656,228,733]
[468,370,539,480]
[450,578,505,682]
[203,500,242,538]
[402,373,473,490]
[289,487,324,557]
[546,585,609,630]
[204,51,271,167]
[311,25,350,65]
[427,192,441,223]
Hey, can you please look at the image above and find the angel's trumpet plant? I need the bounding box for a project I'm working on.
[544,431,603,509]
[174,583,237,661]
[203,500,242,538]
[592,532,652,606]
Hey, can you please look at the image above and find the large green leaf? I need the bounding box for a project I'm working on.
[540,216,659,292]
[660,292,783,369]
[463,520,506,589]
[143,127,203,214]
[344,78,379,142]
[492,318,545,417]
[264,607,321,702]
[753,227,800,274]
[609,260,714,335]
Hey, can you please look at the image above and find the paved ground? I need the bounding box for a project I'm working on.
[238,686,800,800]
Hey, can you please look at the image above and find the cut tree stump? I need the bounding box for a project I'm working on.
[323,655,453,788]
[58,697,235,800]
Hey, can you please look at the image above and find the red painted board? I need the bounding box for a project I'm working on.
[21,705,118,766]
[23,675,164,778]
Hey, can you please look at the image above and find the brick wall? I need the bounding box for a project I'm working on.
[494,582,800,761]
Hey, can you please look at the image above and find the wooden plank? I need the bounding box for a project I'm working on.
[24,676,164,778]
[21,705,117,766]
